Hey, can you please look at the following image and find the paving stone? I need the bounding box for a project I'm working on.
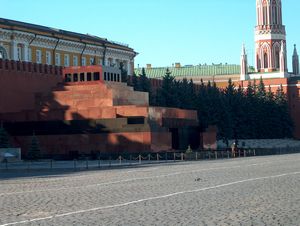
[0,154,299,226]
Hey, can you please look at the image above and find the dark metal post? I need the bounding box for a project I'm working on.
[98,156,101,169]
[73,159,76,170]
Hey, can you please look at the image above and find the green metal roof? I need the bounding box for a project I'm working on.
[134,64,255,79]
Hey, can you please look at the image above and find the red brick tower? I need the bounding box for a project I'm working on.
[255,0,287,74]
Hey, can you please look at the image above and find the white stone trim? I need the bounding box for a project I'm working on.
[255,33,286,41]
[248,72,290,79]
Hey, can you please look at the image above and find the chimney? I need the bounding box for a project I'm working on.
[146,64,152,69]
[175,63,181,68]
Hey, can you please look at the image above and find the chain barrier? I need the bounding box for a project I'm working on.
[2,148,299,170]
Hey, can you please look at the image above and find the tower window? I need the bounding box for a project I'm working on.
[274,6,278,24]
[263,6,268,25]
[264,52,268,68]
[275,50,280,69]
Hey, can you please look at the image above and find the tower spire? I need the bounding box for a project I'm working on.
[240,44,248,80]
[293,44,299,75]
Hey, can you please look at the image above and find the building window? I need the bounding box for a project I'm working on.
[17,46,22,61]
[73,56,78,66]
[28,48,32,62]
[82,57,86,66]
[80,73,85,81]
[46,51,51,65]
[93,72,100,81]
[0,46,7,60]
[73,73,78,82]
[90,57,95,65]
[64,54,70,67]
[55,53,61,66]
[87,72,92,81]
[65,74,72,82]
[98,58,102,65]
[36,50,42,64]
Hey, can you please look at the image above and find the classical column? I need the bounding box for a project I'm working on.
[112,58,116,67]
[23,44,29,62]
[10,40,18,61]
[127,61,132,75]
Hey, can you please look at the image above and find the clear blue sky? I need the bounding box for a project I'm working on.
[1,0,299,69]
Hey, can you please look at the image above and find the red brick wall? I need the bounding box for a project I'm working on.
[0,59,63,113]
[288,81,300,139]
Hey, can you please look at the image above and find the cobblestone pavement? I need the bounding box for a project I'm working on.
[0,154,300,226]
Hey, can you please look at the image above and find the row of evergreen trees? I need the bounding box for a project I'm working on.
[129,68,294,140]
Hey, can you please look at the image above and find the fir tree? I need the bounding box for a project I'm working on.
[129,72,138,89]
[136,68,156,106]
[0,125,10,148]
[119,62,128,83]
[246,81,255,98]
[27,134,41,160]
[266,85,274,100]
[257,77,267,99]
[156,69,178,107]
[138,68,151,93]
[177,78,192,109]
[275,85,294,138]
